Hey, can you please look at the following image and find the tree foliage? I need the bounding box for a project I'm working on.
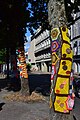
[0,0,30,48]
[0,0,80,49]
[64,0,80,23]
[26,0,80,33]
[26,0,49,34]
[0,48,6,64]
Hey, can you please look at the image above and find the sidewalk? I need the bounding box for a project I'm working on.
[0,88,78,120]
[0,73,78,120]
[0,89,50,120]
[28,71,51,75]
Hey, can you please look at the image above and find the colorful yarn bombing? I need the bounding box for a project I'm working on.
[50,28,60,108]
[50,27,74,113]
[18,48,28,79]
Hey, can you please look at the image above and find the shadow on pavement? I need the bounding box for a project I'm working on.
[73,115,77,120]
[0,78,8,90]
[28,73,51,96]
[0,73,51,96]
[0,77,21,92]
[0,102,5,111]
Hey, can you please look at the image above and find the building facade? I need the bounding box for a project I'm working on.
[28,38,37,70]
[70,12,80,74]
[28,27,51,72]
[48,0,80,74]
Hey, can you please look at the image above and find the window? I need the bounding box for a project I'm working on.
[78,21,80,35]
[74,41,77,47]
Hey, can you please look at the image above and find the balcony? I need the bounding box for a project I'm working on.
[35,39,51,53]
[36,53,51,62]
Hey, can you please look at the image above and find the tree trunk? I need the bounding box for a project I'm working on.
[49,109,74,120]
[6,47,9,79]
[20,77,29,95]
[18,46,29,95]
[48,0,74,119]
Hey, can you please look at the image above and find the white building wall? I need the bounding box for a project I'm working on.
[73,62,77,73]
[28,27,51,72]
[28,38,36,64]
[34,28,51,72]
[71,11,80,74]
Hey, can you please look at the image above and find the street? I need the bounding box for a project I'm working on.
[0,89,50,120]
[0,89,79,120]
[0,72,50,120]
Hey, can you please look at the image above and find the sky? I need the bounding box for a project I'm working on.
[24,3,36,52]
[25,26,37,52]
[24,28,32,52]
[25,28,31,42]
[24,42,30,52]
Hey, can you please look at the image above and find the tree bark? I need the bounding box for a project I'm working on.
[6,47,9,79]
[20,78,29,95]
[18,46,29,95]
[50,109,74,120]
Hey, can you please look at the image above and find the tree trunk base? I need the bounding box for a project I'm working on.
[49,109,74,120]
[20,78,29,96]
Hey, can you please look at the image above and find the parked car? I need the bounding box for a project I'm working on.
[73,76,80,98]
